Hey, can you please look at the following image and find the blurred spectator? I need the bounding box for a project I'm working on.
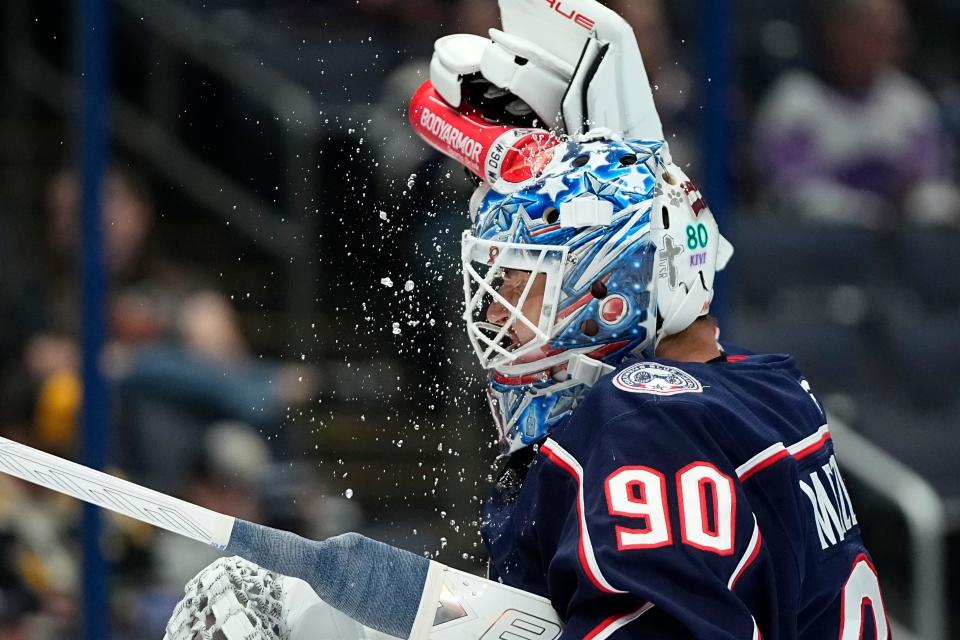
[753,0,960,227]
[0,371,79,636]
[0,478,79,638]
[0,534,42,640]
[0,166,167,409]
[14,164,317,472]
[41,165,188,340]
[0,165,183,458]
[113,289,319,493]
[153,422,270,589]
[46,166,156,288]
[0,158,323,634]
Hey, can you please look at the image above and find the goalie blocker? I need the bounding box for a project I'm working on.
[428,0,664,142]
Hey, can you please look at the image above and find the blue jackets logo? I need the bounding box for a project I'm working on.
[612,362,703,396]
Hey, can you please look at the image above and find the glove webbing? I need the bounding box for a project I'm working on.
[164,556,289,640]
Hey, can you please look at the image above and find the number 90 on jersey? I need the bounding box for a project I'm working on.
[604,462,736,555]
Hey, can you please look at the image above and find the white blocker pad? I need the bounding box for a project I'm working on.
[430,34,488,108]
[498,0,664,140]
[480,29,574,129]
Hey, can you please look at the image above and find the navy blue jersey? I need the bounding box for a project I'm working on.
[482,353,889,639]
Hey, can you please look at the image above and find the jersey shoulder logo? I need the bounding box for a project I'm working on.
[612,362,703,396]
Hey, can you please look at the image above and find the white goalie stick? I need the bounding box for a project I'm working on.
[0,436,562,639]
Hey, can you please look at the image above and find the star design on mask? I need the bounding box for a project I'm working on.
[582,149,612,172]
[559,141,610,173]
[617,172,656,205]
[560,142,585,164]
[624,139,662,157]
[580,171,624,203]
[483,191,542,233]
[538,174,570,201]
[500,203,542,244]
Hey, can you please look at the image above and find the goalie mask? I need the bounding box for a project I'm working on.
[462,134,733,454]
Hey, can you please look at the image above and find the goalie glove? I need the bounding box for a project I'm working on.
[222,519,563,639]
[431,32,573,130]
[163,556,385,640]
[429,0,664,141]
[163,556,291,640]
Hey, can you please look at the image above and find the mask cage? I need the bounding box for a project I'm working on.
[462,231,568,370]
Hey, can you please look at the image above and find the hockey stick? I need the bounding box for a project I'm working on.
[0,436,561,639]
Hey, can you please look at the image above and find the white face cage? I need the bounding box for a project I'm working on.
[461,231,568,372]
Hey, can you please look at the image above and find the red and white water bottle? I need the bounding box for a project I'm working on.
[409,80,560,194]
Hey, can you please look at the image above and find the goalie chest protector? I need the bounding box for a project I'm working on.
[482,353,889,640]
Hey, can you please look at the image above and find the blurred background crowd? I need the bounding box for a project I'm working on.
[0,0,958,637]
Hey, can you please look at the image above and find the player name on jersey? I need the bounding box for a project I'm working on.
[798,454,858,550]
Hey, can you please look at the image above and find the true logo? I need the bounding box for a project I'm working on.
[612,362,703,396]
[542,0,596,30]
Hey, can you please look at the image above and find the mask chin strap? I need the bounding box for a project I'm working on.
[567,353,615,386]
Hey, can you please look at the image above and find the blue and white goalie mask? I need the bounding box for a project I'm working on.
[461,135,733,454]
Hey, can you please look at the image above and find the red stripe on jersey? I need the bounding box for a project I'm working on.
[729,529,763,591]
[540,441,625,595]
[584,604,653,640]
[792,431,831,460]
[584,611,626,640]
[739,448,790,482]
[539,444,610,594]
[738,427,832,482]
